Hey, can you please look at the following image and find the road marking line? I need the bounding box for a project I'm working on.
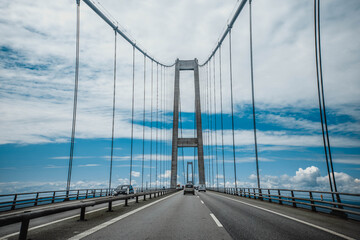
[0,198,134,240]
[210,213,223,227]
[68,191,180,240]
[213,193,355,240]
[201,200,204,204]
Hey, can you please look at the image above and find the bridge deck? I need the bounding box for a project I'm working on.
[0,191,359,240]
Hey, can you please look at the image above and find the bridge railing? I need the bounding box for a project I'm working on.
[208,187,360,220]
[0,188,174,240]
[0,187,166,212]
[0,188,114,212]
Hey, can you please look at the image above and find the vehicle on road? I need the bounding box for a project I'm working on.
[113,185,134,196]
[184,183,195,195]
[176,184,182,190]
[198,184,206,192]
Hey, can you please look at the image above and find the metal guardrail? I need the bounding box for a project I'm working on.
[208,187,360,220]
[0,188,114,212]
[0,188,174,240]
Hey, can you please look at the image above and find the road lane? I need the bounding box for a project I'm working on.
[78,191,231,240]
[198,191,359,240]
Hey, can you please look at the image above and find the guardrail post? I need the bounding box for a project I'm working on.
[100,189,103,197]
[80,207,86,221]
[149,193,152,199]
[76,190,80,200]
[52,191,56,203]
[19,214,30,240]
[125,198,128,206]
[93,190,96,198]
[248,188,251,198]
[136,196,139,203]
[291,191,296,207]
[144,194,146,201]
[278,190,282,205]
[268,189,272,203]
[11,194,17,210]
[253,189,256,199]
[107,201,113,212]
[86,190,89,199]
[309,192,316,212]
[34,192,39,206]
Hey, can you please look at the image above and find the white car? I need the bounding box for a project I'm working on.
[184,183,195,195]
[198,184,206,192]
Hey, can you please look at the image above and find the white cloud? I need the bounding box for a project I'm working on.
[244,166,360,193]
[0,0,358,148]
[78,164,100,167]
[131,171,140,177]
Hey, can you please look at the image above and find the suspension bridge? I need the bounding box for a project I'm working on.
[0,0,359,239]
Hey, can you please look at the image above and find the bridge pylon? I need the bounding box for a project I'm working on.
[171,59,205,188]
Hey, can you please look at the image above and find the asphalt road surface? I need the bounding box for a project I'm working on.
[197,191,359,240]
[74,191,231,240]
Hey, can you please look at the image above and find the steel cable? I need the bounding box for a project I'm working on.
[150,61,154,189]
[229,29,238,190]
[129,46,135,185]
[249,0,260,190]
[109,29,117,193]
[141,55,146,191]
[213,54,219,191]
[219,46,226,191]
[67,0,81,197]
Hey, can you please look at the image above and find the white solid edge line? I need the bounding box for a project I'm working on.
[0,198,135,240]
[210,213,223,227]
[68,191,180,240]
[201,200,204,204]
[213,193,355,240]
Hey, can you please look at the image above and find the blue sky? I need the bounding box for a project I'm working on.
[0,0,359,194]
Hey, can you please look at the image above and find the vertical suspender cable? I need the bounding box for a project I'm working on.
[209,58,214,187]
[314,0,340,203]
[213,55,219,191]
[156,63,159,189]
[317,0,339,201]
[150,61,154,189]
[207,63,211,186]
[219,46,226,191]
[141,55,146,192]
[67,0,81,198]
[249,0,261,190]
[109,29,117,194]
[129,46,135,185]
[179,82,186,184]
[159,66,162,188]
[229,29,238,190]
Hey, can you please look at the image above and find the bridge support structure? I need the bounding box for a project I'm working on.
[170,59,205,188]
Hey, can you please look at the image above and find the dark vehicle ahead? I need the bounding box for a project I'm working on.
[113,185,134,196]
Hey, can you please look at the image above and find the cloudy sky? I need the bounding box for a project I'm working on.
[0,0,359,194]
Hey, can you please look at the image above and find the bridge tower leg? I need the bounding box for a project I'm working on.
[171,59,205,188]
